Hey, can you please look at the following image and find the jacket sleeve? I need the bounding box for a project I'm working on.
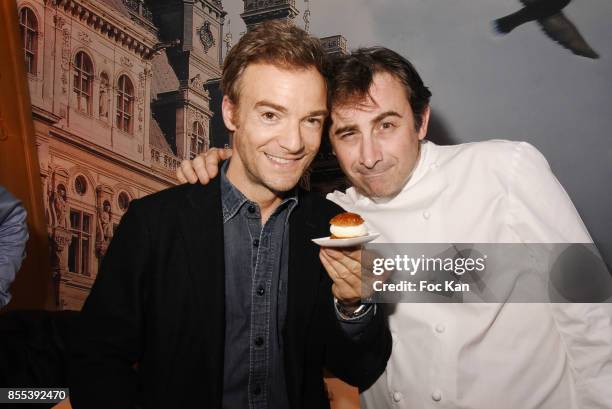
[0,186,28,308]
[321,270,391,391]
[69,199,149,409]
[315,199,392,391]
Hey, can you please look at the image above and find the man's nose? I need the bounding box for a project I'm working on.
[360,136,382,169]
[278,121,305,153]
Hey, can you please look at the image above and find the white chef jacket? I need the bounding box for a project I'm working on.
[327,139,612,409]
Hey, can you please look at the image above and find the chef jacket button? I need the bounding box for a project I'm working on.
[432,390,442,401]
[431,162,438,170]
[392,391,403,402]
[435,323,446,333]
[423,211,431,220]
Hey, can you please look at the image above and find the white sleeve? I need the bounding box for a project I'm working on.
[548,303,612,408]
[507,142,612,407]
[507,141,592,243]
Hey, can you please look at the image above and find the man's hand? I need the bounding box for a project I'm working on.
[319,247,369,309]
[176,147,233,184]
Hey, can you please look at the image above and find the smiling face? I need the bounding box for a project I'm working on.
[223,63,327,199]
[330,72,430,199]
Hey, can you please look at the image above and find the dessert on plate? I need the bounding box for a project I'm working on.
[329,212,368,239]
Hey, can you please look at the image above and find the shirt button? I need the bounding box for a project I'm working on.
[423,211,431,220]
[253,239,259,247]
[392,391,403,402]
[253,385,262,395]
[430,162,438,170]
[432,390,442,401]
[254,336,264,347]
[257,286,265,296]
[247,205,256,214]
[435,323,446,333]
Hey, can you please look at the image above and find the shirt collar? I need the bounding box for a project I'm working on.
[220,160,299,223]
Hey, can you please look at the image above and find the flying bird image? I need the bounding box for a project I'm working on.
[494,0,600,59]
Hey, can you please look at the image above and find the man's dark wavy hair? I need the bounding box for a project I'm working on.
[328,47,432,131]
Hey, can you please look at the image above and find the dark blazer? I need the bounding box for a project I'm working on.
[69,179,391,409]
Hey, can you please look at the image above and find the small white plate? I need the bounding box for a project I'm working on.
[311,232,380,248]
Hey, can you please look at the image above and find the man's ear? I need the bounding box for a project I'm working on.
[417,105,431,141]
[222,95,238,132]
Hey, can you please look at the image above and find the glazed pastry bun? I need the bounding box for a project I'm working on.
[329,212,368,239]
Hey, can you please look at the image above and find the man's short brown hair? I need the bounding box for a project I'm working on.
[329,47,432,131]
[221,21,327,105]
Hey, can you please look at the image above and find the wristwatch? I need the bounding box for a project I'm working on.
[334,298,372,321]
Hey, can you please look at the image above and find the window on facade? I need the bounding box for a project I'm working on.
[73,51,93,114]
[68,209,92,276]
[116,75,134,134]
[118,191,130,211]
[74,175,87,196]
[189,122,207,159]
[19,7,38,75]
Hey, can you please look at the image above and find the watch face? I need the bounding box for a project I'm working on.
[198,21,216,52]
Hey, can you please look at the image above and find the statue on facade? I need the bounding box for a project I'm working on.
[97,201,113,243]
[99,74,109,119]
[49,181,69,229]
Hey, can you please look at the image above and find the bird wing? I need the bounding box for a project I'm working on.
[519,0,568,6]
[538,12,600,58]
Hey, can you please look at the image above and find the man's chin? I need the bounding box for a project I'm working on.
[263,177,300,195]
[354,181,403,200]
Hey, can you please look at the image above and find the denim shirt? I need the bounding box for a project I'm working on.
[0,186,28,308]
[221,163,296,409]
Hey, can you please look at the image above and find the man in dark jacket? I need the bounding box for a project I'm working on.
[69,21,391,409]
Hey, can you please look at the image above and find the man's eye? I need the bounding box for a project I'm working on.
[262,112,277,121]
[339,132,354,139]
[305,117,322,127]
[380,122,395,130]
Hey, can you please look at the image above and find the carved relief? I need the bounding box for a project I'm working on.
[189,107,209,128]
[60,29,71,94]
[54,15,65,29]
[197,21,216,53]
[190,73,203,90]
[137,71,145,130]
[78,31,92,44]
[120,56,133,68]
[190,74,210,98]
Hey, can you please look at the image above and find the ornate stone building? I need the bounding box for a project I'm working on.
[17,0,226,310]
[17,0,346,310]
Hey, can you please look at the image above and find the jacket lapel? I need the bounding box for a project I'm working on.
[284,191,322,404]
[177,179,225,405]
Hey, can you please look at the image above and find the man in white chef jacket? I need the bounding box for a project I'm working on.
[177,46,612,409]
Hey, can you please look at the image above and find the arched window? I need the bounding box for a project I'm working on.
[117,191,130,211]
[19,7,38,75]
[116,75,134,134]
[74,175,87,196]
[189,122,207,159]
[73,51,93,114]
